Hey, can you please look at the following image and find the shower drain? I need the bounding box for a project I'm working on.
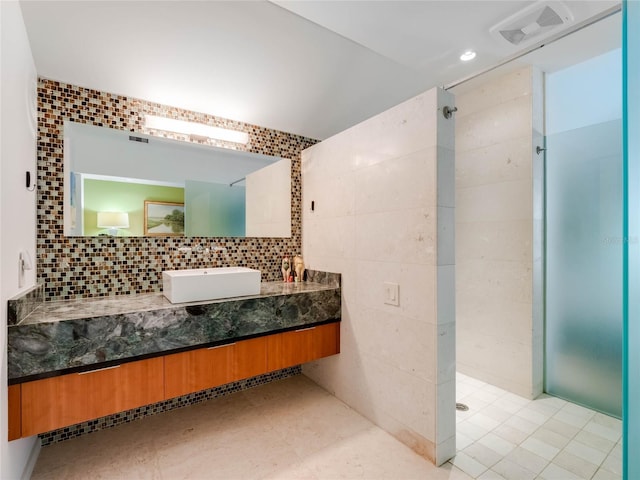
[456,402,469,411]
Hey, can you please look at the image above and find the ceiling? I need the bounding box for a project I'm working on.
[19,0,620,140]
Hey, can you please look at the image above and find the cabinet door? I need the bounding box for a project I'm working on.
[164,337,268,399]
[233,337,267,381]
[164,343,234,399]
[8,384,21,441]
[21,357,164,437]
[267,323,340,372]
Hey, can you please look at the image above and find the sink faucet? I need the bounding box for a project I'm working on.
[176,243,226,256]
[210,243,226,252]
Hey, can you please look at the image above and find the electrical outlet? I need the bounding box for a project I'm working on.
[384,282,399,306]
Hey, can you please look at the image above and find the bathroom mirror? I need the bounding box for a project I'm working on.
[63,121,292,238]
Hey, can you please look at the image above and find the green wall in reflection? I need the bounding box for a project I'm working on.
[83,179,184,236]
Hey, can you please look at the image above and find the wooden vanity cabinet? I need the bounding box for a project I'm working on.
[267,323,340,372]
[164,337,267,399]
[13,322,339,439]
[20,357,164,437]
[8,384,21,441]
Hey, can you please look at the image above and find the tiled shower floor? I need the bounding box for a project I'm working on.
[30,373,622,479]
[453,372,622,479]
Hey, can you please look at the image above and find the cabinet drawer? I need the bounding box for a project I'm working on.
[21,357,164,437]
[164,337,268,400]
[267,322,340,372]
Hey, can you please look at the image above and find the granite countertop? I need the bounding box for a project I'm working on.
[8,274,341,383]
[17,281,338,325]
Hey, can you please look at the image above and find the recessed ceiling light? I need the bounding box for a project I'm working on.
[460,50,477,62]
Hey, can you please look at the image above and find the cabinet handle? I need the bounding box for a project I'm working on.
[294,327,316,332]
[77,365,121,375]
[208,343,236,350]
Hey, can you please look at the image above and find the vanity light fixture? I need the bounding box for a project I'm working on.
[460,50,477,62]
[145,115,249,145]
[97,211,130,236]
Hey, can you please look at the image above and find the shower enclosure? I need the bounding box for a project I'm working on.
[624,0,640,475]
[545,49,622,417]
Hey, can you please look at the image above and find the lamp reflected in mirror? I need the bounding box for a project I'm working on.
[97,211,129,236]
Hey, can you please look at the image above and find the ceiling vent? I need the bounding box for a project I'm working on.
[489,1,574,47]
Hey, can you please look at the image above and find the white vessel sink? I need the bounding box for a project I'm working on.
[162,267,261,304]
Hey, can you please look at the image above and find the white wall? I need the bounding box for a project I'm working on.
[301,87,456,465]
[0,1,40,478]
[245,158,291,237]
[455,67,544,398]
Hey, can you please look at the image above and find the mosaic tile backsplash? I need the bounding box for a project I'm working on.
[37,78,317,300]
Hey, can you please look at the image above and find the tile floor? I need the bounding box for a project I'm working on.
[453,372,622,480]
[30,373,623,480]
[31,375,472,480]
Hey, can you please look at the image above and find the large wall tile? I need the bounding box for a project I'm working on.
[351,306,437,383]
[303,86,454,465]
[455,66,538,398]
[359,353,436,440]
[457,333,534,398]
[303,170,357,218]
[437,322,456,384]
[354,147,437,215]
[457,304,533,354]
[354,260,436,323]
[437,206,455,266]
[456,94,532,152]
[301,130,355,180]
[437,378,456,443]
[456,220,533,263]
[456,180,532,223]
[456,136,532,189]
[302,215,356,259]
[457,259,533,305]
[455,68,531,118]
[349,91,438,168]
[437,266,456,327]
[437,146,456,208]
[355,208,437,264]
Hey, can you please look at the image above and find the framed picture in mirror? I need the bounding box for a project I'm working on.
[144,201,185,236]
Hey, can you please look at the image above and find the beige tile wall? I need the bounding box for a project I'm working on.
[301,88,456,465]
[455,67,543,399]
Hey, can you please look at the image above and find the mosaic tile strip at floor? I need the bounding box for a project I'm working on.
[38,366,302,447]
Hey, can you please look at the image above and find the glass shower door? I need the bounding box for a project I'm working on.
[623,0,640,476]
[545,119,623,418]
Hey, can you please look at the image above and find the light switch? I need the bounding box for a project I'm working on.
[384,282,399,306]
